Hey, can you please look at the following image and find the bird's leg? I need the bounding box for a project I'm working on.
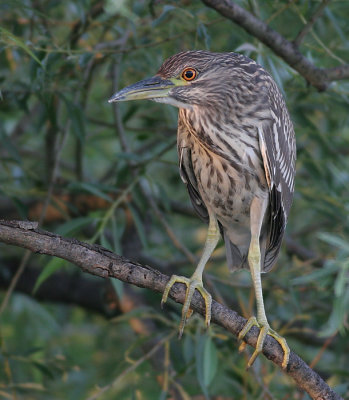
[161,215,220,337]
[238,197,290,369]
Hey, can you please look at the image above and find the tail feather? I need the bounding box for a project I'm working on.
[224,229,270,272]
[223,230,246,271]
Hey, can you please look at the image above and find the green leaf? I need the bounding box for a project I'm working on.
[33,258,65,294]
[318,233,349,252]
[58,94,86,142]
[115,152,143,163]
[334,260,349,297]
[267,57,284,95]
[152,4,194,27]
[111,213,125,255]
[197,22,211,50]
[182,334,194,364]
[0,129,21,163]
[111,306,152,324]
[68,181,113,203]
[152,5,177,27]
[128,204,148,249]
[111,278,124,300]
[321,290,349,336]
[0,26,45,69]
[55,216,96,236]
[104,0,139,21]
[202,335,218,386]
[100,232,112,251]
[235,42,258,54]
[292,260,338,285]
[195,331,218,397]
[32,361,55,379]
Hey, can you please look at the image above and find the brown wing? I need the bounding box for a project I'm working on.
[259,80,296,272]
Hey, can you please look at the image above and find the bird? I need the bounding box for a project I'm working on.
[109,50,296,369]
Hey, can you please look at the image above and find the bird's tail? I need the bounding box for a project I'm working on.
[223,230,269,272]
[224,230,247,271]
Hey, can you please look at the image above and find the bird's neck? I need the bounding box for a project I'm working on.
[178,106,232,157]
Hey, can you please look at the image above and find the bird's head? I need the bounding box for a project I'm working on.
[109,51,261,110]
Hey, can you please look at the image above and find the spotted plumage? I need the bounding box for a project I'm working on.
[109,50,296,369]
[169,51,296,272]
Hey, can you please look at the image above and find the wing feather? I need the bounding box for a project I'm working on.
[179,146,209,222]
[259,80,296,272]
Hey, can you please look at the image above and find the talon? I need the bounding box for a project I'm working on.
[238,317,290,369]
[161,274,212,336]
[268,328,290,369]
[238,341,247,353]
[161,275,180,308]
[238,316,259,342]
[186,308,194,320]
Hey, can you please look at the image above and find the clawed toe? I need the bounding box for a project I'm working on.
[238,317,290,369]
[161,274,212,337]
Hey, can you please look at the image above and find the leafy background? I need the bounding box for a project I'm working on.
[0,0,349,399]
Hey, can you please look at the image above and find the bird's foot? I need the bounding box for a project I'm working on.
[238,316,290,369]
[161,274,212,338]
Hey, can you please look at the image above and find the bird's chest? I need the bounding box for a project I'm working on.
[178,108,268,225]
[189,134,267,226]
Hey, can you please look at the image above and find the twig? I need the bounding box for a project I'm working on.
[266,0,297,25]
[293,2,344,65]
[28,17,225,55]
[0,5,112,316]
[87,332,175,400]
[294,0,331,46]
[139,180,197,264]
[68,0,104,48]
[0,106,71,317]
[284,236,325,268]
[201,0,349,91]
[309,332,337,369]
[0,251,31,316]
[0,220,343,400]
[111,42,131,152]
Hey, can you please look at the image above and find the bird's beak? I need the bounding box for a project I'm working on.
[108,75,175,103]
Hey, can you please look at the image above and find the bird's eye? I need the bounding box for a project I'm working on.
[181,68,197,81]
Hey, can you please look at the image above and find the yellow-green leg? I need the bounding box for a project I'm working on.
[238,197,290,369]
[161,215,220,337]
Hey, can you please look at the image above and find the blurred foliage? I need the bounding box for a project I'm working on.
[0,0,349,399]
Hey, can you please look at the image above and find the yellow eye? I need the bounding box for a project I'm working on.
[181,67,197,81]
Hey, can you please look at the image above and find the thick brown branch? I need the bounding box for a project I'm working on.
[202,0,349,91]
[0,220,342,400]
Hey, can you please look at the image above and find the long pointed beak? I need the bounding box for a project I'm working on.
[108,75,175,103]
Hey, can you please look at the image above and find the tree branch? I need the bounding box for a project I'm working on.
[0,220,342,400]
[293,0,330,47]
[202,0,349,91]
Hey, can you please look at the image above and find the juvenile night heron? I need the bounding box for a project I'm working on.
[109,51,296,369]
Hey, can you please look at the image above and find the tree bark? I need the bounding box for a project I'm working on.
[202,0,349,91]
[0,220,343,400]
